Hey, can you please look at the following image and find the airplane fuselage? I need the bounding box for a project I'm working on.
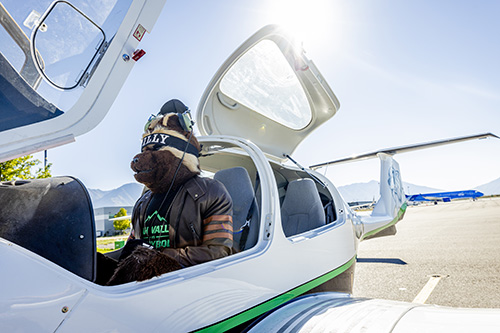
[407,190,484,203]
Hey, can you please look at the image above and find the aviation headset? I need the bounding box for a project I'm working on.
[143,99,194,133]
[158,99,194,132]
[141,99,198,158]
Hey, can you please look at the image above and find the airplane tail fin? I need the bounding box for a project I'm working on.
[372,153,405,218]
[359,153,407,240]
[309,132,499,240]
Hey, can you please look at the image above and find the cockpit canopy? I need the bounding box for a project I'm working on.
[0,0,165,161]
[197,25,340,161]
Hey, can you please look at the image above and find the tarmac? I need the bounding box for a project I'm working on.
[352,197,500,308]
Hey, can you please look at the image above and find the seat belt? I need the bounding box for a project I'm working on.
[238,173,259,251]
[324,200,335,224]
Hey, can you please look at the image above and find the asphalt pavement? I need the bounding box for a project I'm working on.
[352,197,500,308]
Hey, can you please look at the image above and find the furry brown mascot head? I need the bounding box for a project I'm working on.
[131,99,201,193]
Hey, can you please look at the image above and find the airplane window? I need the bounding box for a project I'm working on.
[199,146,261,252]
[0,0,132,132]
[272,166,338,238]
[219,39,312,130]
[32,1,106,90]
[279,177,325,237]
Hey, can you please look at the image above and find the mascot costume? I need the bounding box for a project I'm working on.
[102,99,233,285]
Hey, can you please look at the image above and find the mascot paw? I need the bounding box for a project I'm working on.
[107,247,182,285]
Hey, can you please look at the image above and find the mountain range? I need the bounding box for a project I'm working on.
[475,177,500,197]
[87,177,500,208]
[338,177,500,203]
[337,181,442,203]
[88,183,143,208]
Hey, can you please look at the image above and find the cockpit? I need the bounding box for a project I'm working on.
[0,5,344,285]
[0,138,343,285]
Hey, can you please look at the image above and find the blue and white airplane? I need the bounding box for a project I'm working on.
[407,190,484,203]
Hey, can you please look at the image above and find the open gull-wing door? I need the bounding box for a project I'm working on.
[0,0,166,161]
[196,24,340,161]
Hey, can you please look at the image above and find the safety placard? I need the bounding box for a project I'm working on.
[133,24,147,41]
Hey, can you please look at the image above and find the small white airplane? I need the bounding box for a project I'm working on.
[1,1,499,332]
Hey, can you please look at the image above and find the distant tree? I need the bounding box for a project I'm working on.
[113,208,131,234]
[0,155,52,181]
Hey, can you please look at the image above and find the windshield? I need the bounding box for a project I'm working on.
[219,39,312,130]
[0,0,132,132]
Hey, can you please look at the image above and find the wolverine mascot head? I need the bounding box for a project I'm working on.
[131,99,201,193]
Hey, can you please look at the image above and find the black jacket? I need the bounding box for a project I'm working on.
[131,176,233,267]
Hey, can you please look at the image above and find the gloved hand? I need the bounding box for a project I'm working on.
[118,239,154,261]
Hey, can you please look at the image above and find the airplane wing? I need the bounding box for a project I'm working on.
[311,133,497,239]
[406,194,430,202]
[310,133,499,169]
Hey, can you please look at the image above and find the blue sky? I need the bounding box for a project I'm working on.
[42,0,500,191]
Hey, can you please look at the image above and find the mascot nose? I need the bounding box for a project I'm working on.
[132,157,139,164]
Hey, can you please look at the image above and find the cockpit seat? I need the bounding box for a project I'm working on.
[214,167,259,252]
[281,178,325,237]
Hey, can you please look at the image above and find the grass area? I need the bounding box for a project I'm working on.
[97,248,116,254]
[96,234,129,253]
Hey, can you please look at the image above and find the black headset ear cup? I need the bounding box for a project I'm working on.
[178,112,193,132]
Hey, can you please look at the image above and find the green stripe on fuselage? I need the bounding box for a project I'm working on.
[195,256,356,332]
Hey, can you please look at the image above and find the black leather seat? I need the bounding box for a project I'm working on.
[0,177,96,281]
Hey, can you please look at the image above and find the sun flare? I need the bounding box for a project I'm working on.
[264,0,340,49]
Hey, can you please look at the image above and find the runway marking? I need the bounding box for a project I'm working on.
[412,274,448,304]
